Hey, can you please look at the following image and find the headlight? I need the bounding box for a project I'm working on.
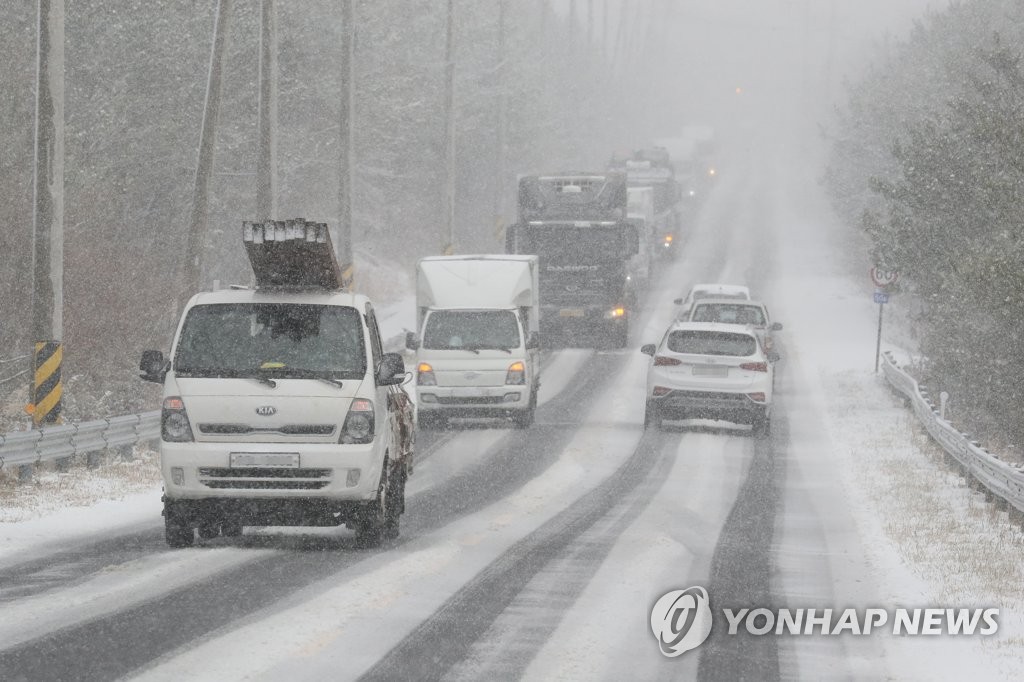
[161,397,194,442]
[417,362,437,386]
[340,398,375,444]
[505,361,526,385]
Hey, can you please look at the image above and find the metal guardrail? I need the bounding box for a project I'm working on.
[881,351,1024,514]
[0,412,160,473]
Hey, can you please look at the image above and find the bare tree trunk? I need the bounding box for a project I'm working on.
[338,0,355,286]
[182,0,231,297]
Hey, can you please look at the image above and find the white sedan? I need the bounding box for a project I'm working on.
[641,321,775,436]
[673,283,751,319]
[683,298,782,352]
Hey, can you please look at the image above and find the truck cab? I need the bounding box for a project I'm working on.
[407,255,540,429]
[140,220,413,548]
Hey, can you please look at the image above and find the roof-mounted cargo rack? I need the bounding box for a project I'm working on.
[242,218,345,290]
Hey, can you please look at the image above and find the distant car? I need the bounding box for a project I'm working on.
[683,298,782,352]
[673,283,751,319]
[641,321,776,436]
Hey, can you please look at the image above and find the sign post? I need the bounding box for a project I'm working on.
[870,267,899,372]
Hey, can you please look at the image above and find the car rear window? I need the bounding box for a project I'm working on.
[690,303,765,325]
[666,330,757,356]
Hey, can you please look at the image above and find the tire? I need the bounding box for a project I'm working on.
[355,459,391,548]
[512,407,534,429]
[164,507,195,548]
[752,409,771,438]
[644,400,662,430]
[611,322,629,349]
[383,464,406,540]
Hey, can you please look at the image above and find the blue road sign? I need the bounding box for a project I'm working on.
[873,291,889,304]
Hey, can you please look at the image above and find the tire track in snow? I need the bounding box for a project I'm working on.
[358,428,675,682]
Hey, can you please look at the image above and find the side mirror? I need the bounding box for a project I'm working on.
[139,350,167,383]
[770,322,783,331]
[525,331,540,350]
[672,298,683,305]
[405,331,420,351]
[376,352,406,385]
[767,351,781,363]
[640,344,656,356]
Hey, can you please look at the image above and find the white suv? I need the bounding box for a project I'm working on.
[641,322,776,436]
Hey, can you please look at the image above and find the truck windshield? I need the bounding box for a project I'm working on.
[516,226,631,264]
[422,310,521,351]
[174,303,366,380]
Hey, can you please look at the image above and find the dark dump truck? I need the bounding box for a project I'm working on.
[505,172,640,348]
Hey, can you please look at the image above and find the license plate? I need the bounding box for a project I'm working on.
[230,452,300,468]
[692,366,728,377]
[559,308,585,318]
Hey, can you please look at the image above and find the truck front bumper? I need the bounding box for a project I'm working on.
[160,440,383,503]
[416,384,530,417]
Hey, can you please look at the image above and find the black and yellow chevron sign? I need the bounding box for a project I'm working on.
[32,341,63,425]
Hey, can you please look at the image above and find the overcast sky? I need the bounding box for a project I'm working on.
[553,0,945,138]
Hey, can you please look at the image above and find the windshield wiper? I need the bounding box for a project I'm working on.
[258,367,345,388]
[249,374,278,388]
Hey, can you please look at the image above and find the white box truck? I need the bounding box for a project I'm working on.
[407,255,540,429]
[139,220,414,548]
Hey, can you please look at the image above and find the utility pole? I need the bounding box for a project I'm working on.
[29,0,64,426]
[182,0,231,297]
[256,0,278,220]
[493,0,507,244]
[338,0,355,287]
[442,0,455,255]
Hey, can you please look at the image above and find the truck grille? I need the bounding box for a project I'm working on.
[198,424,335,436]
[436,396,507,405]
[197,467,332,490]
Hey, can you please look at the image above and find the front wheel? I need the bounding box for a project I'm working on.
[355,458,394,548]
[164,506,195,548]
[383,464,406,540]
[612,322,629,349]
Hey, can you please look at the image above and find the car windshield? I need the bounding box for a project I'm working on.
[174,303,366,379]
[423,310,521,350]
[666,330,757,356]
[693,290,747,302]
[690,303,766,326]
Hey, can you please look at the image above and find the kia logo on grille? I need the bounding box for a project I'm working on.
[255,406,277,416]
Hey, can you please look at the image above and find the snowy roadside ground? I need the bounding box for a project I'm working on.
[768,157,1024,680]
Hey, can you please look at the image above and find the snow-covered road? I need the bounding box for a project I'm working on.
[2,132,1024,682]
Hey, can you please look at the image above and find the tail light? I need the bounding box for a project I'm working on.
[340,398,375,444]
[740,362,768,372]
[652,386,672,396]
[161,396,194,442]
[653,356,681,366]
[505,361,526,385]
[747,392,766,403]
[417,362,436,386]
